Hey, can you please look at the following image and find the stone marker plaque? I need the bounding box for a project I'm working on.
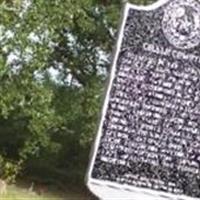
[86,0,200,199]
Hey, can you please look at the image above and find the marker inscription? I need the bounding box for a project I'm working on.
[88,0,200,199]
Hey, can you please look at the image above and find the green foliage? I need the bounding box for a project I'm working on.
[0,155,22,183]
[0,0,155,184]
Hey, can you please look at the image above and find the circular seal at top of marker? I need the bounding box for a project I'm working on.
[162,0,200,49]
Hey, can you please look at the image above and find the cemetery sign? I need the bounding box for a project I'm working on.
[87,0,200,199]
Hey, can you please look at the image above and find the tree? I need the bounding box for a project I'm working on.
[0,0,154,184]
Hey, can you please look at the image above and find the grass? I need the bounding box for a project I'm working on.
[0,184,95,200]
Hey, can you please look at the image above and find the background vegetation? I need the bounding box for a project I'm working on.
[0,0,153,197]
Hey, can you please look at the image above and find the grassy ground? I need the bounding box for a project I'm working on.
[1,184,95,200]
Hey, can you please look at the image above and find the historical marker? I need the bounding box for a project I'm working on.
[86,0,200,199]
